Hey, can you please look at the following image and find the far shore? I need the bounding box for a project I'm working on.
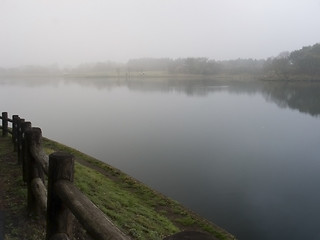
[0,71,319,82]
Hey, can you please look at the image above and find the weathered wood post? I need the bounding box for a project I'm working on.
[25,127,45,214]
[1,112,8,136]
[12,115,19,151]
[17,118,25,164]
[46,152,74,240]
[22,121,32,182]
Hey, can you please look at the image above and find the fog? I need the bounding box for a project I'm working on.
[1,0,320,67]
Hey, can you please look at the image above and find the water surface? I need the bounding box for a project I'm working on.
[1,77,320,240]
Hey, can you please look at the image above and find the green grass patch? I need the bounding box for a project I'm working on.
[74,163,178,239]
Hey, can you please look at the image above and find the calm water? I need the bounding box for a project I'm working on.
[1,77,320,240]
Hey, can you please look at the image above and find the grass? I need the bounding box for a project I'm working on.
[74,163,178,239]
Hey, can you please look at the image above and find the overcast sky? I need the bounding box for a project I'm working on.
[1,0,320,67]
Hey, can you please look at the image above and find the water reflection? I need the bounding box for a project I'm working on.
[262,81,320,116]
[1,77,319,116]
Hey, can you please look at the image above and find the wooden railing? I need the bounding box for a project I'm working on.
[1,112,129,240]
[1,111,211,240]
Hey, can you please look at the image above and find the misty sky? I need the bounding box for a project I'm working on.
[1,0,320,67]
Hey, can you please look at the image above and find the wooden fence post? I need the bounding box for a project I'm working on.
[22,121,32,182]
[46,152,74,240]
[17,118,25,164]
[25,127,45,214]
[1,112,8,136]
[12,115,19,151]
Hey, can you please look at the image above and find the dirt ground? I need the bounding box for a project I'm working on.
[0,136,46,240]
[0,177,5,240]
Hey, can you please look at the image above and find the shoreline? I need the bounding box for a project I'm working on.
[0,71,319,82]
[42,136,236,240]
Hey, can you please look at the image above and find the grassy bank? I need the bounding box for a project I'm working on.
[43,138,235,240]
[0,132,236,239]
[259,73,320,81]
[62,71,259,81]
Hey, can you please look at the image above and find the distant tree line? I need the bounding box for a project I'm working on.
[76,43,320,78]
[0,64,61,76]
[127,43,320,78]
[263,43,320,78]
[127,57,265,75]
[1,43,319,79]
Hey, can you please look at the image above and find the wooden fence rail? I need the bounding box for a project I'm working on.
[1,111,130,240]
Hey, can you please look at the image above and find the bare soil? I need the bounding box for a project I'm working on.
[0,136,46,240]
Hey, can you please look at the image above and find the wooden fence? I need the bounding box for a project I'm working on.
[1,111,130,240]
[0,111,210,240]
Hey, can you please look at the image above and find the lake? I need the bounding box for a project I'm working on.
[1,77,320,240]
